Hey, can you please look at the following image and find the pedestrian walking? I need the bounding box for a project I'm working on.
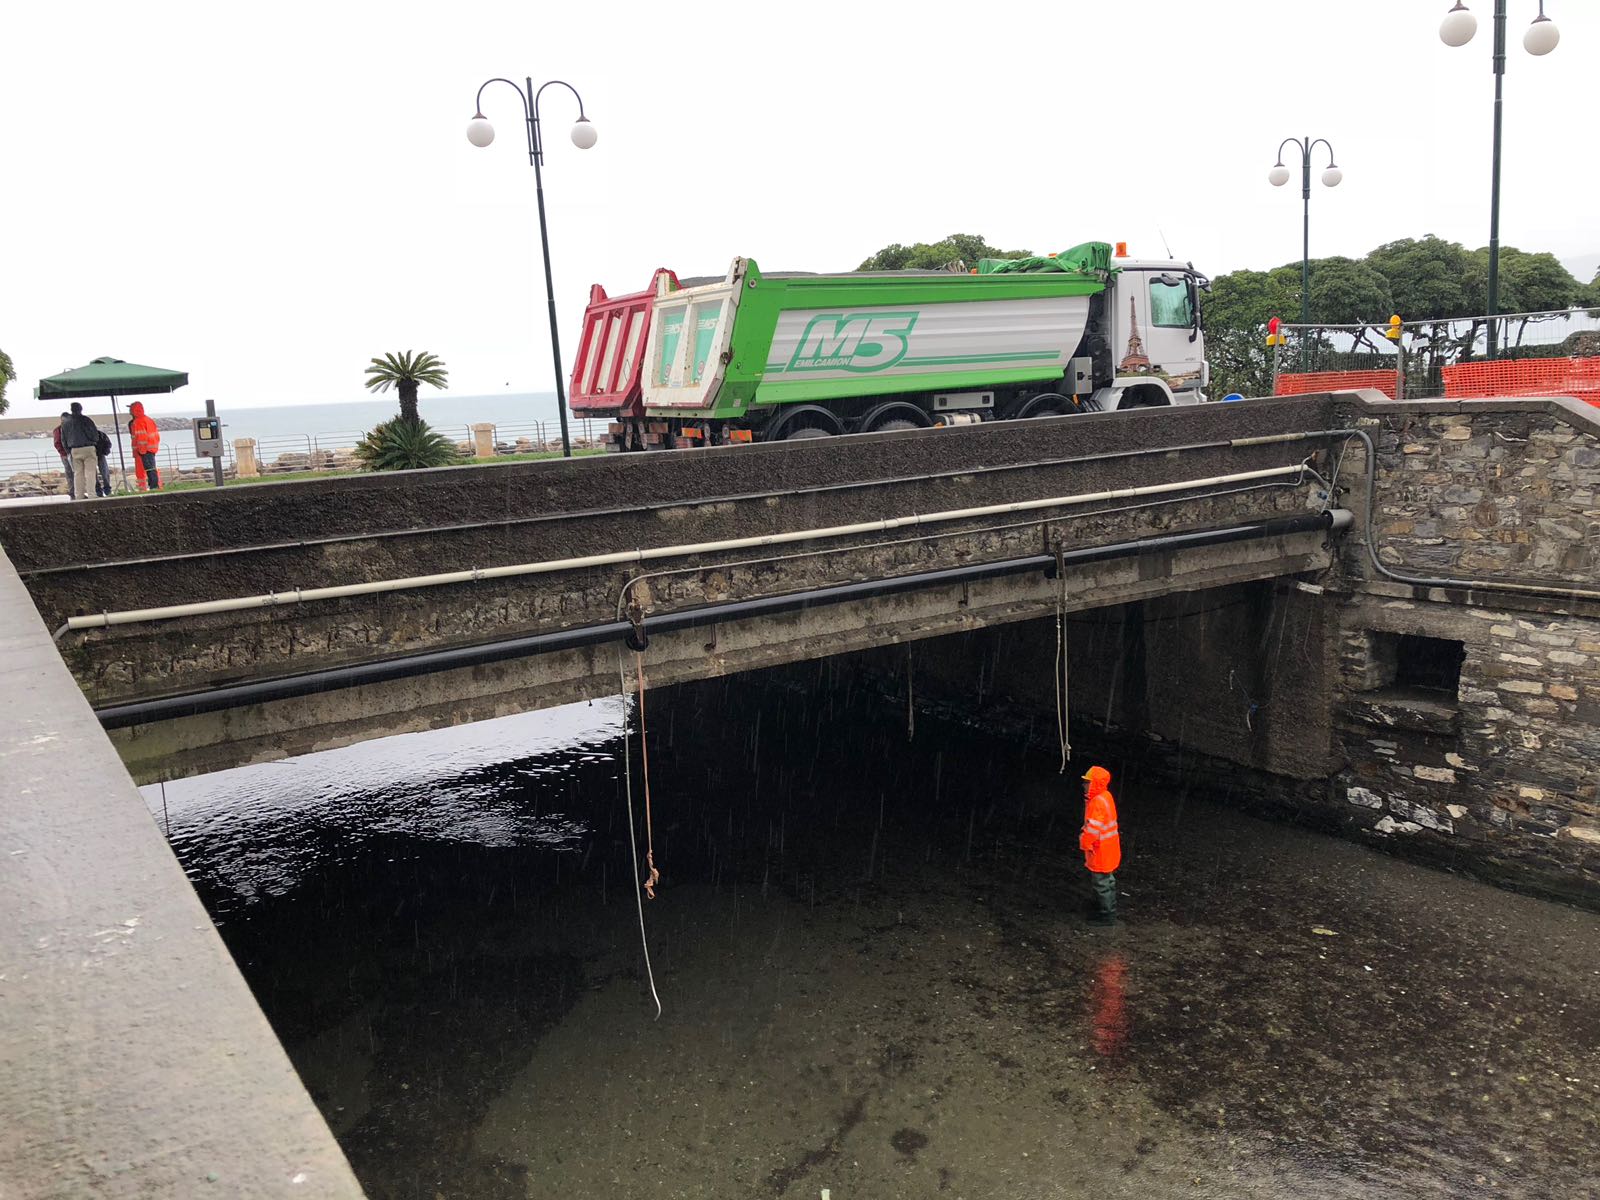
[1079,765,1121,926]
[93,429,114,497]
[52,413,74,499]
[128,400,162,490]
[60,402,101,501]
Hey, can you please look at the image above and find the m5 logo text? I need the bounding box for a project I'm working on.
[787,311,919,373]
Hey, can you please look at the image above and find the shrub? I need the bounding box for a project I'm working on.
[352,417,461,472]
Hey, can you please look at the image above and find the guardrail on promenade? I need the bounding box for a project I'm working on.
[1,415,605,487]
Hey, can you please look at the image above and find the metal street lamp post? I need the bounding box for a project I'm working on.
[1439,2,1561,358]
[1267,137,1343,326]
[467,78,597,458]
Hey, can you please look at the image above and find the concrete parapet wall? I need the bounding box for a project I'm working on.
[0,548,364,1198]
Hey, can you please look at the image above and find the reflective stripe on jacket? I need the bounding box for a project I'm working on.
[1079,787,1121,874]
[129,407,161,455]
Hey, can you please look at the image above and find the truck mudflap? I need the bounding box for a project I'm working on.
[642,258,748,411]
[569,268,679,419]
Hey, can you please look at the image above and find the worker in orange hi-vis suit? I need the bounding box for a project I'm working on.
[1079,765,1121,926]
[128,400,162,490]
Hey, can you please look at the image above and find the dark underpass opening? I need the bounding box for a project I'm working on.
[147,600,1600,1200]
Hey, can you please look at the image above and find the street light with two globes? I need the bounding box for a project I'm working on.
[466,78,596,457]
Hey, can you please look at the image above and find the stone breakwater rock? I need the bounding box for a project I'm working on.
[0,466,243,498]
[0,472,57,498]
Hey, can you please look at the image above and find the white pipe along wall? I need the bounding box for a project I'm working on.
[62,464,1316,633]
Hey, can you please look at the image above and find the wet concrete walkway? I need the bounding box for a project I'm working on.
[152,676,1600,1199]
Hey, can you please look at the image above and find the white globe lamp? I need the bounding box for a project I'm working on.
[1322,165,1344,188]
[466,115,495,148]
[1524,13,1560,55]
[570,117,598,149]
[1268,163,1292,187]
[1440,3,1477,47]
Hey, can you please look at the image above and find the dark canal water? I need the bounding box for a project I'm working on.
[146,672,1600,1199]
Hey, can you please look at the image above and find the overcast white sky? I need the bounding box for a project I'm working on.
[4,0,1596,411]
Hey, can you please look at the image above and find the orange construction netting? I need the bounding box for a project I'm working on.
[1274,358,1600,407]
[1273,370,1397,399]
[1442,357,1600,407]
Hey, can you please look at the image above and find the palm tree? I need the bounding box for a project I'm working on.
[0,348,15,416]
[363,350,448,424]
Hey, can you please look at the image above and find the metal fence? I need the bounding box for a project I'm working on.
[0,436,237,486]
[1,415,608,488]
[1272,307,1600,403]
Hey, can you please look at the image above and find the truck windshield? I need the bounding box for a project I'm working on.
[1150,279,1194,328]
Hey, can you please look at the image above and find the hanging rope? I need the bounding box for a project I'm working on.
[615,647,663,1019]
[634,651,660,900]
[1054,544,1072,772]
[906,644,915,742]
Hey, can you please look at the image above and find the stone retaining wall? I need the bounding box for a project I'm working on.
[1368,409,1598,583]
[1331,591,1600,903]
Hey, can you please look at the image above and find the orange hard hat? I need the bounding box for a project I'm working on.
[1081,765,1111,787]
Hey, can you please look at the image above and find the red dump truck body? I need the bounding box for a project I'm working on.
[568,268,679,420]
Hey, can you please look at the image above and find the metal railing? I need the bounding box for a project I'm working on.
[1272,307,1600,401]
[478,418,597,455]
[6,414,608,489]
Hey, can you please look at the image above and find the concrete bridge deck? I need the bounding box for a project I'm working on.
[1,398,1355,781]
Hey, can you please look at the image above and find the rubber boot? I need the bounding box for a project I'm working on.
[1088,872,1118,926]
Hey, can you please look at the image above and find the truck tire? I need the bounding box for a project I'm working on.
[1119,385,1171,409]
[860,401,931,434]
[1016,392,1079,419]
[764,404,845,442]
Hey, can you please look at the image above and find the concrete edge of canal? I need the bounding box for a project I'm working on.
[0,548,365,1199]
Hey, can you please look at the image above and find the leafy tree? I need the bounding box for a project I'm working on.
[353,417,461,471]
[1204,235,1593,393]
[363,350,448,424]
[1460,246,1587,316]
[0,348,14,416]
[1200,267,1299,400]
[1363,236,1474,321]
[1304,257,1394,326]
[857,233,1030,272]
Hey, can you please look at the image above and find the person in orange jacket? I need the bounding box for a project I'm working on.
[128,400,162,490]
[1079,765,1121,926]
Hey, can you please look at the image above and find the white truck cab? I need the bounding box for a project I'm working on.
[1096,252,1210,409]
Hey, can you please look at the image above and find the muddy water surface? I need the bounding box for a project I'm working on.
[149,676,1600,1199]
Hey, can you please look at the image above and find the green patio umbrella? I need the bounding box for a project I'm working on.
[36,357,188,494]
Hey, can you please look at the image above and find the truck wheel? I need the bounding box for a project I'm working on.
[874,419,920,433]
[784,425,831,440]
[1017,392,1077,419]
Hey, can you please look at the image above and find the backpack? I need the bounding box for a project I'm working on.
[95,430,112,456]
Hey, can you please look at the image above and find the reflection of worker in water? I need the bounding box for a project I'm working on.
[1079,765,1121,925]
[1089,952,1129,1061]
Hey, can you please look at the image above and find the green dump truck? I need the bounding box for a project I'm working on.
[569,242,1211,449]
